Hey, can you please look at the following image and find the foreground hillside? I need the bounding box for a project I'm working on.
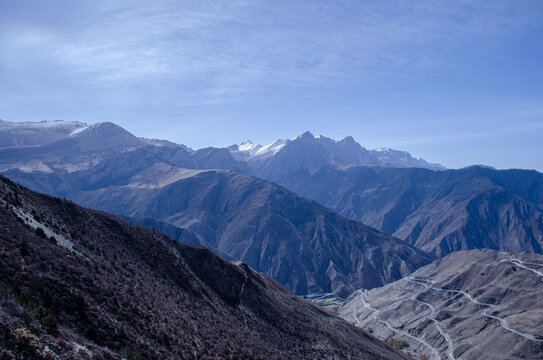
[0,175,406,359]
[337,249,543,360]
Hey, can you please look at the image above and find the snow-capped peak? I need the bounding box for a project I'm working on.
[227,132,445,170]
[238,140,260,152]
[68,122,121,137]
[293,131,315,140]
[252,139,286,158]
[374,147,392,152]
[69,126,89,136]
[228,138,287,162]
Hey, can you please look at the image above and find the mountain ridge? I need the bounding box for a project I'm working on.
[280,165,543,257]
[228,131,445,177]
[0,174,408,359]
[60,168,434,297]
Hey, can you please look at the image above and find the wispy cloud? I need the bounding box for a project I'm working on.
[2,0,541,106]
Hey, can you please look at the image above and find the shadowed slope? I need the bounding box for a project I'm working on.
[67,169,433,297]
[0,175,408,359]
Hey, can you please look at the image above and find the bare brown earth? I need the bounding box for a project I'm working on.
[337,249,543,359]
[0,175,408,359]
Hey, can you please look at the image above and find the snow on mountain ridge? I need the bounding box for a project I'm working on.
[140,137,192,151]
[253,139,287,158]
[0,119,87,130]
[0,120,88,148]
[238,140,262,153]
[229,139,286,161]
[228,131,445,170]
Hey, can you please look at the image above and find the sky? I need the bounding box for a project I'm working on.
[1,0,543,171]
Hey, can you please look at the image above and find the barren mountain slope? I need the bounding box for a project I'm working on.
[65,169,432,297]
[338,249,543,360]
[282,165,543,257]
[0,175,408,359]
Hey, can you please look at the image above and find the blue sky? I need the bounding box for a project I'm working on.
[1,0,543,170]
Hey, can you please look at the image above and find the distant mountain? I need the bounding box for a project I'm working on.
[0,119,86,148]
[66,122,144,151]
[0,121,248,175]
[139,137,192,150]
[373,147,443,169]
[0,175,409,359]
[280,165,543,257]
[228,131,444,183]
[229,133,543,259]
[191,147,250,174]
[338,249,543,359]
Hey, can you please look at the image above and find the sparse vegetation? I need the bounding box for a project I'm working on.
[19,239,29,256]
[32,306,58,335]
[83,325,100,342]
[386,338,409,350]
[0,175,405,359]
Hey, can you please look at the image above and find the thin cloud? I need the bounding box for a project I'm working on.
[2,0,541,106]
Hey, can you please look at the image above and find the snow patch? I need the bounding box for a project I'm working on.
[0,119,86,130]
[238,140,261,152]
[252,139,286,158]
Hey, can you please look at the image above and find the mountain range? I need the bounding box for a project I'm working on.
[1,126,433,296]
[272,165,543,257]
[0,119,87,148]
[0,174,407,359]
[2,119,543,358]
[74,168,432,297]
[2,119,542,260]
[228,131,445,178]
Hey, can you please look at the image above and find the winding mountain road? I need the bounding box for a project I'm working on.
[406,277,543,342]
[409,294,455,360]
[500,255,543,283]
[354,290,440,360]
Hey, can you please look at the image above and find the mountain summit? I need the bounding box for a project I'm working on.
[228,131,444,187]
